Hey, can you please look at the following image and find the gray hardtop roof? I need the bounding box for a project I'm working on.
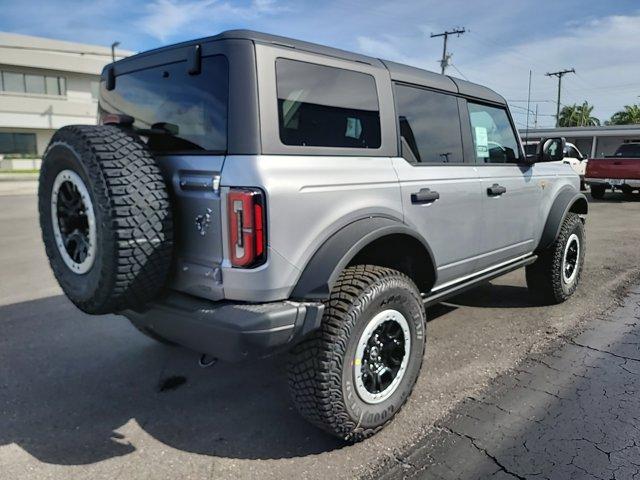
[112,29,506,105]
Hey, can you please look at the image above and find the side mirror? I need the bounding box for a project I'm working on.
[537,137,566,162]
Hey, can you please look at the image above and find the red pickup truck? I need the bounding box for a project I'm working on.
[586,143,640,200]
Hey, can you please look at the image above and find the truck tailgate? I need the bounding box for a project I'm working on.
[586,158,640,180]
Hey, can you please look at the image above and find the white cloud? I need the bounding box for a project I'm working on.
[355,11,640,126]
[454,13,640,125]
[357,36,409,63]
[136,0,287,41]
[136,0,216,41]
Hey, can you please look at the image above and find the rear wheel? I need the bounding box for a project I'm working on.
[287,265,426,442]
[590,184,606,199]
[526,213,585,304]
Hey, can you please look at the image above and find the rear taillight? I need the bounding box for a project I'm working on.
[227,188,266,268]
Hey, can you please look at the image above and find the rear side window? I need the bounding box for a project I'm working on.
[394,85,464,164]
[276,59,381,149]
[468,103,521,164]
[99,55,228,153]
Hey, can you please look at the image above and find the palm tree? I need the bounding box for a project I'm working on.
[558,102,600,127]
[609,104,640,125]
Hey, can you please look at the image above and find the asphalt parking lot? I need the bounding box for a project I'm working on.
[1,184,639,480]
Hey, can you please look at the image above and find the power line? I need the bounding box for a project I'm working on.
[449,63,469,81]
[430,28,466,75]
[546,68,576,127]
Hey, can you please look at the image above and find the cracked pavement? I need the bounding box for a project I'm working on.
[376,285,640,480]
[1,186,640,479]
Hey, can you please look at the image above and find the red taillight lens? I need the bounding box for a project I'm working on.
[227,188,266,268]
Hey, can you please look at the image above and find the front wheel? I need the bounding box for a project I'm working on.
[287,265,426,442]
[526,213,585,304]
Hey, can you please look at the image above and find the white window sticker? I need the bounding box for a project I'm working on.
[345,117,362,139]
[474,126,489,158]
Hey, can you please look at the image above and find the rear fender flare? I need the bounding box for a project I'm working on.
[290,217,436,301]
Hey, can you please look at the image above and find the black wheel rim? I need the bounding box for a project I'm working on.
[354,309,411,404]
[562,234,580,284]
[57,181,90,263]
[361,320,406,394]
[51,170,96,273]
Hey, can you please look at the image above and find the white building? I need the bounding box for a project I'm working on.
[0,32,133,167]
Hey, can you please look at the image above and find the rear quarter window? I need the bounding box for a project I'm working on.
[275,58,381,149]
[99,55,228,153]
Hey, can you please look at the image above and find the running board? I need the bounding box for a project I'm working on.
[423,255,538,307]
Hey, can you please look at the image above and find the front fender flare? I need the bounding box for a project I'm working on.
[537,187,588,251]
[290,217,436,301]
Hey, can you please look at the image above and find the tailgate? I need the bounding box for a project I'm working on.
[586,158,640,180]
[155,155,226,301]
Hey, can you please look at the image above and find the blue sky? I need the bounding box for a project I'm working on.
[2,0,639,127]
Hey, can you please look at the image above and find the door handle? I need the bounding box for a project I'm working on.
[411,188,440,204]
[487,184,507,196]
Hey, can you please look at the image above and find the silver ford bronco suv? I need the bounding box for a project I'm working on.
[38,30,587,441]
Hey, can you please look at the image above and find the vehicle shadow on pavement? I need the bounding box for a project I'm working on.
[588,191,640,203]
[0,295,344,466]
[445,282,542,309]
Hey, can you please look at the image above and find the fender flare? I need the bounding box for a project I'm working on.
[290,217,437,301]
[537,187,588,251]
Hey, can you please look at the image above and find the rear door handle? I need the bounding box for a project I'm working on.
[487,184,507,196]
[411,188,440,204]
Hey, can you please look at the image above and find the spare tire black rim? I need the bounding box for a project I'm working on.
[354,309,411,404]
[51,169,97,274]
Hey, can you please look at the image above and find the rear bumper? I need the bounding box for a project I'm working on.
[586,178,640,188]
[123,292,324,362]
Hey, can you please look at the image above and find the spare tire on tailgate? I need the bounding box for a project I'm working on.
[38,125,173,314]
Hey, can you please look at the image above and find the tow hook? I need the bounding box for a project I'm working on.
[199,354,218,368]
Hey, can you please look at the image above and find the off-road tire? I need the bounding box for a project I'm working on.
[526,212,585,304]
[590,184,606,199]
[39,125,173,314]
[287,265,426,442]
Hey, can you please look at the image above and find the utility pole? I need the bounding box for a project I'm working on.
[545,68,575,127]
[430,28,466,75]
[525,70,532,142]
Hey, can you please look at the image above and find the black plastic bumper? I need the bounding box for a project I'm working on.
[123,292,324,362]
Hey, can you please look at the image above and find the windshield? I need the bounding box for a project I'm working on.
[99,55,228,154]
[612,143,640,158]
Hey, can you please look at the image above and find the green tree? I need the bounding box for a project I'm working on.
[558,102,600,127]
[609,104,640,125]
